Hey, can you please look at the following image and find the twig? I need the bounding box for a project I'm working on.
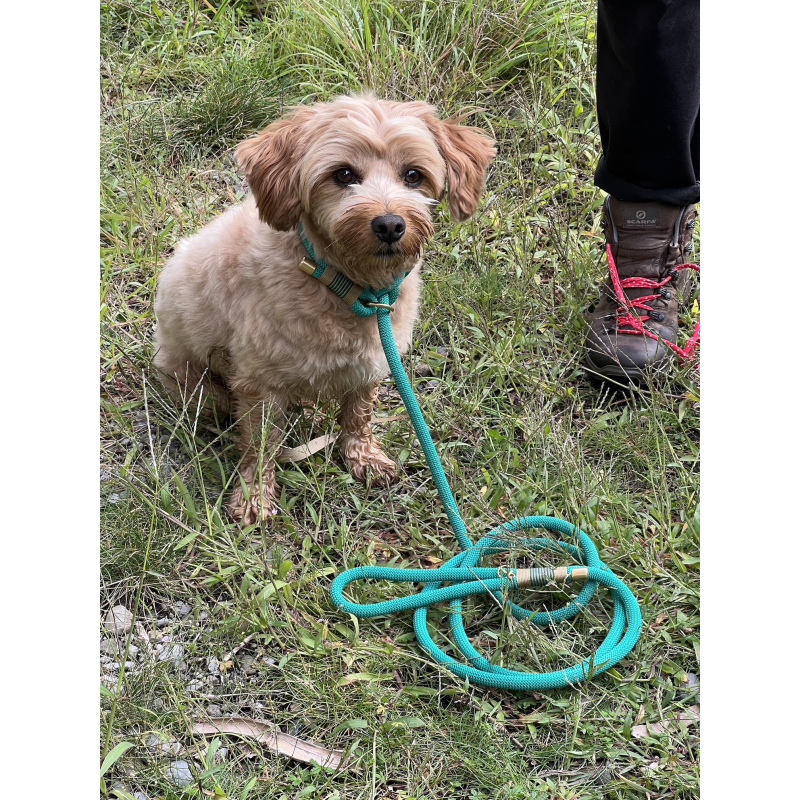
[223,632,258,663]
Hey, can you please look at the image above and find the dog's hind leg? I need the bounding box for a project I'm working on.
[153,348,232,418]
[337,381,397,485]
[227,388,288,525]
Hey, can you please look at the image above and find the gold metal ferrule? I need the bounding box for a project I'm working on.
[365,302,395,311]
[298,258,317,276]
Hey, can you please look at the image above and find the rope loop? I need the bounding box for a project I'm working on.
[349,277,405,317]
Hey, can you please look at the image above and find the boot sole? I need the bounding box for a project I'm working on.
[583,353,641,383]
[583,351,672,383]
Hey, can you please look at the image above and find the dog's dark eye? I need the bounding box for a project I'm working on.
[403,169,423,186]
[334,168,357,185]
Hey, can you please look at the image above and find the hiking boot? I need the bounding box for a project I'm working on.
[584,196,697,380]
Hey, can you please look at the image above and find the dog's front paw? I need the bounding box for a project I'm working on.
[227,482,279,525]
[343,443,398,486]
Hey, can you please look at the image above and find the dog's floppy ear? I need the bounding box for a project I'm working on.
[236,107,315,230]
[428,114,496,223]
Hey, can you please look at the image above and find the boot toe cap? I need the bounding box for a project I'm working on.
[584,324,675,380]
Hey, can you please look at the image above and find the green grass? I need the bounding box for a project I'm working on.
[100,2,700,798]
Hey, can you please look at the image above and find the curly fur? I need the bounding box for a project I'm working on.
[153,94,495,524]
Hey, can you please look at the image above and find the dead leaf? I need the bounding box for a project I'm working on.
[631,705,699,738]
[191,717,346,770]
[278,415,404,463]
[279,433,337,463]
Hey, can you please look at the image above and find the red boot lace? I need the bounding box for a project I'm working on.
[605,244,700,360]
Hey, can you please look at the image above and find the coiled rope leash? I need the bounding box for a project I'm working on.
[297,224,642,691]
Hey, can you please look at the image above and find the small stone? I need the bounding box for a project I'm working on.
[104,606,133,635]
[146,734,183,755]
[679,671,700,703]
[187,679,204,691]
[206,704,222,717]
[591,768,612,786]
[174,602,193,618]
[198,611,208,621]
[239,654,256,673]
[157,643,184,664]
[108,493,121,504]
[157,618,170,628]
[99,638,121,656]
[127,644,139,657]
[207,657,220,674]
[165,760,193,788]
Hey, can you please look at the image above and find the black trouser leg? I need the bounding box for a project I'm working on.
[594,0,700,206]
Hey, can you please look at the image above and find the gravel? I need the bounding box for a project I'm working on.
[165,760,193,788]
[104,605,133,635]
[100,638,120,656]
[239,654,256,674]
[174,602,193,618]
[680,671,700,703]
[146,734,183,755]
[157,643,184,664]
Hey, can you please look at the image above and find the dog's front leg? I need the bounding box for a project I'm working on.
[337,381,397,485]
[227,391,287,524]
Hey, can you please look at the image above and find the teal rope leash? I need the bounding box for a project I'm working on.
[297,228,642,690]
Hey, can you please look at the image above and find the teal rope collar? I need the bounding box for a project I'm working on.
[297,221,405,316]
[302,225,642,690]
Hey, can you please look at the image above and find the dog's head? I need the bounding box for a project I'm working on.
[236,94,495,288]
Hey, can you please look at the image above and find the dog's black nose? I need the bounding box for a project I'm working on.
[371,214,406,244]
